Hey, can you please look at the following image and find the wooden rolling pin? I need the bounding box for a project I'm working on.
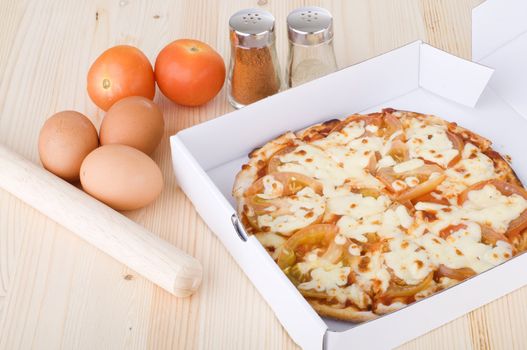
[0,144,202,297]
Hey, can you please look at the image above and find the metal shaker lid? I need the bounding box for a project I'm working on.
[287,7,333,45]
[229,8,276,49]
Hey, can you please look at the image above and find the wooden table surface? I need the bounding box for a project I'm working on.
[3,0,527,349]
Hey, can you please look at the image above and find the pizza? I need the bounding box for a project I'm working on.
[232,108,527,322]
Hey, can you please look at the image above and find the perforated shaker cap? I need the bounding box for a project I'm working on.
[229,8,276,49]
[287,7,334,45]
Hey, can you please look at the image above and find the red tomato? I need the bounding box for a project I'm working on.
[155,39,225,107]
[87,45,155,111]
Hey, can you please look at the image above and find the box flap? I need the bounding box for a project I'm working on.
[419,43,493,107]
[479,32,527,119]
[472,0,527,120]
[472,0,527,61]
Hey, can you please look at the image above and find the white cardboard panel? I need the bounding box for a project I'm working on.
[479,32,527,120]
[472,0,527,61]
[171,42,501,350]
[472,0,527,121]
[419,44,493,107]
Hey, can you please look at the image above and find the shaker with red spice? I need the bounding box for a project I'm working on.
[227,9,281,109]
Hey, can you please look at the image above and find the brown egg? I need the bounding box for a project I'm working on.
[38,110,99,182]
[99,96,164,155]
[80,144,163,210]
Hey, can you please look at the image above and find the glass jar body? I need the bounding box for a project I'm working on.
[227,43,282,109]
[286,39,337,88]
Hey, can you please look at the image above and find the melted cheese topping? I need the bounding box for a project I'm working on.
[255,232,286,259]
[348,243,361,256]
[416,185,527,235]
[439,143,497,203]
[311,121,365,149]
[309,124,386,190]
[278,143,348,196]
[327,284,372,309]
[419,230,512,273]
[257,187,325,234]
[384,238,432,285]
[337,205,413,241]
[405,117,458,167]
[394,159,425,173]
[258,175,284,199]
[353,251,391,293]
[462,185,527,232]
[327,193,390,218]
[296,251,325,274]
[377,155,396,169]
[328,153,384,190]
[298,263,350,292]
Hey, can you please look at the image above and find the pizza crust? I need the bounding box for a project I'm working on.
[296,118,341,142]
[308,300,377,322]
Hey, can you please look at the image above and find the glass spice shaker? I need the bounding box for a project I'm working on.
[286,7,338,88]
[228,8,281,109]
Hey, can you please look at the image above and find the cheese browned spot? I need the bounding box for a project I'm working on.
[384,238,432,285]
[416,185,527,235]
[255,232,287,259]
[328,193,390,218]
[327,284,372,309]
[353,251,391,293]
[311,121,366,149]
[278,143,348,196]
[439,143,497,203]
[405,117,459,168]
[337,205,413,241]
[298,263,351,292]
[257,187,325,235]
[258,175,284,199]
[462,185,527,233]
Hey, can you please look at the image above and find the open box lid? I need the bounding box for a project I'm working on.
[473,0,527,118]
[170,41,493,350]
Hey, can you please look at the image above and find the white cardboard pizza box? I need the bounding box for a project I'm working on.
[170,40,527,349]
[473,0,527,119]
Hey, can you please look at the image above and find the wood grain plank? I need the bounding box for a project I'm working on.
[2,0,527,349]
[0,191,33,324]
[399,316,474,350]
